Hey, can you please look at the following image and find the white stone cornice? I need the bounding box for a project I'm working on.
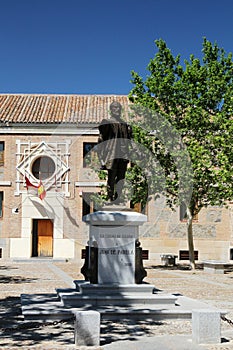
[0,125,99,135]
[75,181,105,187]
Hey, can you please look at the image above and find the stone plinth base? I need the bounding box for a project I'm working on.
[82,208,147,284]
[59,281,178,308]
[21,283,226,323]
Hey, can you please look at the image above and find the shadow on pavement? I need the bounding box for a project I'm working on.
[0,275,38,284]
[100,319,164,346]
[0,295,74,348]
[145,264,203,271]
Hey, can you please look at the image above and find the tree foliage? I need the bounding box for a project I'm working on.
[128,38,233,268]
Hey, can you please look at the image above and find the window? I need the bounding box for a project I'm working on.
[82,192,96,217]
[130,201,148,215]
[0,142,4,167]
[180,202,187,221]
[230,249,233,260]
[179,250,198,261]
[0,192,3,217]
[83,142,98,168]
[180,202,198,221]
[31,156,55,180]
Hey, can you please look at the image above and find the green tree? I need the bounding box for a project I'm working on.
[128,38,233,269]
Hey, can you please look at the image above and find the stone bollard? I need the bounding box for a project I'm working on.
[192,309,221,344]
[73,310,100,346]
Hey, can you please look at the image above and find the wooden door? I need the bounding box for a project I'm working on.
[32,219,53,257]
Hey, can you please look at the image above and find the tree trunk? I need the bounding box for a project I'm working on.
[186,207,196,270]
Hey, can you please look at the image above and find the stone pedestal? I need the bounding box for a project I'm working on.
[192,309,221,344]
[82,207,147,284]
[74,310,100,346]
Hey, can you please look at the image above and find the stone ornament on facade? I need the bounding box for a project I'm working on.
[15,140,70,197]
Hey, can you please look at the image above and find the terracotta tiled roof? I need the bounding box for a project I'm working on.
[0,94,130,124]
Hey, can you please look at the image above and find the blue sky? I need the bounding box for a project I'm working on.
[0,0,233,95]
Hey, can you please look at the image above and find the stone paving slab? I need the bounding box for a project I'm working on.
[0,259,233,349]
[103,335,206,350]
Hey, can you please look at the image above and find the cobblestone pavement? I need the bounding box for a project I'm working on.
[0,259,233,349]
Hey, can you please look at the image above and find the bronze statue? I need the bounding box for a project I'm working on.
[98,101,132,203]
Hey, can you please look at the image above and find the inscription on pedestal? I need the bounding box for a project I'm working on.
[91,226,137,284]
[99,248,134,268]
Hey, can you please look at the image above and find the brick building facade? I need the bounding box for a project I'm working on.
[0,94,232,263]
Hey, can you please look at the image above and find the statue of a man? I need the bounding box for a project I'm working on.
[98,101,132,203]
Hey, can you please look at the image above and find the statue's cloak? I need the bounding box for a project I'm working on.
[98,116,132,170]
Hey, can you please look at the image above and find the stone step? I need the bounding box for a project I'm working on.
[59,292,177,307]
[21,292,223,322]
[21,293,72,321]
[73,281,157,295]
[97,307,192,321]
[21,293,188,322]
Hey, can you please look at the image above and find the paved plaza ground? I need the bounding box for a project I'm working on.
[0,259,233,349]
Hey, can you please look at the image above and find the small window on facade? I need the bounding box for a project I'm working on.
[130,201,148,215]
[179,250,198,260]
[230,249,233,260]
[180,202,187,221]
[180,202,198,221]
[82,192,95,217]
[83,142,98,168]
[31,156,55,180]
[0,192,4,217]
[0,142,4,167]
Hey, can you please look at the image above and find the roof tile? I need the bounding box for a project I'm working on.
[0,94,130,125]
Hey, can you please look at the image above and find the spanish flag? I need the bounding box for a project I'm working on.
[38,180,46,200]
[25,177,46,200]
[25,176,38,196]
